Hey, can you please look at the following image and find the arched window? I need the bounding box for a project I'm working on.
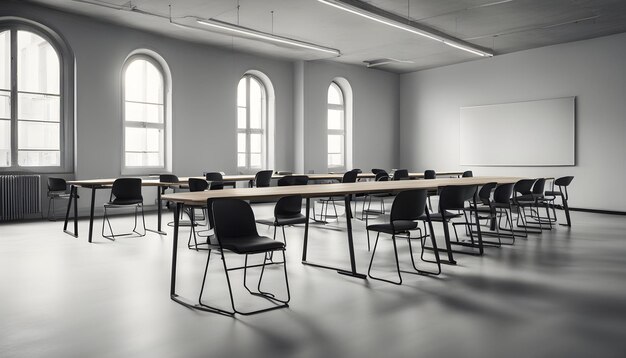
[327,82,345,170]
[122,54,168,171]
[237,74,268,172]
[0,21,73,170]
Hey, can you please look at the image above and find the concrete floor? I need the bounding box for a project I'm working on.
[1,203,625,358]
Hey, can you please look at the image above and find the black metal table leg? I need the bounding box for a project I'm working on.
[87,187,96,243]
[302,198,310,262]
[63,185,78,237]
[146,185,167,235]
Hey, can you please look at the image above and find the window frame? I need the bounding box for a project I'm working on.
[237,74,268,173]
[121,53,168,174]
[0,20,73,173]
[327,81,346,171]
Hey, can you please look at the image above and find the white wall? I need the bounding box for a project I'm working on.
[400,32,626,211]
[0,2,399,214]
[301,61,399,174]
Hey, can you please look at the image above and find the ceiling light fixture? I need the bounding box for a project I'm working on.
[197,19,341,56]
[318,0,493,57]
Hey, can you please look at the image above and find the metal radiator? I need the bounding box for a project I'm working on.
[0,175,41,221]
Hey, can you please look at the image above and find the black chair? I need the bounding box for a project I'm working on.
[198,199,290,316]
[392,169,409,181]
[258,176,309,247]
[423,185,481,264]
[252,170,273,188]
[361,171,391,221]
[371,168,387,175]
[544,176,574,227]
[186,178,210,250]
[424,169,437,210]
[462,171,473,178]
[277,175,309,186]
[366,189,441,285]
[159,173,179,214]
[46,177,72,221]
[101,178,146,240]
[466,182,505,247]
[424,170,436,180]
[315,170,359,222]
[205,172,225,190]
[512,178,551,233]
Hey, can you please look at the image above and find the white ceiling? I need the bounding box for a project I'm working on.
[24,0,626,73]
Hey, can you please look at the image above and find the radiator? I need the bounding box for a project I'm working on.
[0,175,41,221]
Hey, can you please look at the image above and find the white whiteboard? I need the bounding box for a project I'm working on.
[460,97,575,166]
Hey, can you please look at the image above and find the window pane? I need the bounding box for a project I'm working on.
[249,78,263,129]
[18,93,60,122]
[250,133,262,153]
[125,102,163,124]
[125,152,160,167]
[237,133,246,152]
[237,78,246,107]
[250,153,261,168]
[237,153,246,168]
[328,154,342,167]
[18,150,60,166]
[328,83,343,105]
[0,119,10,167]
[328,109,343,130]
[0,31,9,91]
[125,127,163,153]
[125,59,163,104]
[0,90,10,119]
[17,31,60,95]
[328,134,343,154]
[237,107,246,129]
[18,121,59,150]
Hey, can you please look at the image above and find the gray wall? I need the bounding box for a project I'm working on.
[0,2,399,214]
[301,60,399,174]
[400,32,626,211]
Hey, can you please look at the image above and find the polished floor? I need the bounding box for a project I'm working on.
[1,203,625,358]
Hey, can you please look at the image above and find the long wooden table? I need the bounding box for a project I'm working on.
[162,176,520,312]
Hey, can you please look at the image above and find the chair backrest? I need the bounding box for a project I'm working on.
[47,177,67,192]
[424,170,436,180]
[375,171,389,182]
[462,170,473,178]
[111,178,142,201]
[555,176,574,187]
[493,183,514,204]
[188,178,209,192]
[212,199,259,241]
[514,179,536,195]
[389,189,428,222]
[254,170,274,187]
[275,195,304,218]
[392,169,409,181]
[371,168,386,175]
[159,174,179,184]
[205,172,224,190]
[439,185,476,211]
[342,170,359,183]
[532,178,546,195]
[352,168,363,174]
[277,175,309,186]
[477,182,497,205]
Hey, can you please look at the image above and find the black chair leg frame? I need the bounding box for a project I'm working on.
[186,206,212,251]
[313,197,339,223]
[198,248,290,316]
[477,208,517,246]
[367,228,441,285]
[101,204,146,241]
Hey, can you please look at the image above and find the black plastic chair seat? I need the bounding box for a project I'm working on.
[421,210,462,222]
[49,191,71,198]
[107,198,143,206]
[257,214,307,227]
[367,220,418,234]
[544,191,561,197]
[220,235,285,254]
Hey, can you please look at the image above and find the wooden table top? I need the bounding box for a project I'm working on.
[162,176,522,205]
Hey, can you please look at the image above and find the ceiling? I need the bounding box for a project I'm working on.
[23,0,626,73]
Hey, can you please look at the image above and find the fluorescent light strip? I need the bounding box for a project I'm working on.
[318,0,493,57]
[197,19,341,56]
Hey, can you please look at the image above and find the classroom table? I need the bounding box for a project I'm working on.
[189,171,466,184]
[162,176,520,312]
[63,178,178,243]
